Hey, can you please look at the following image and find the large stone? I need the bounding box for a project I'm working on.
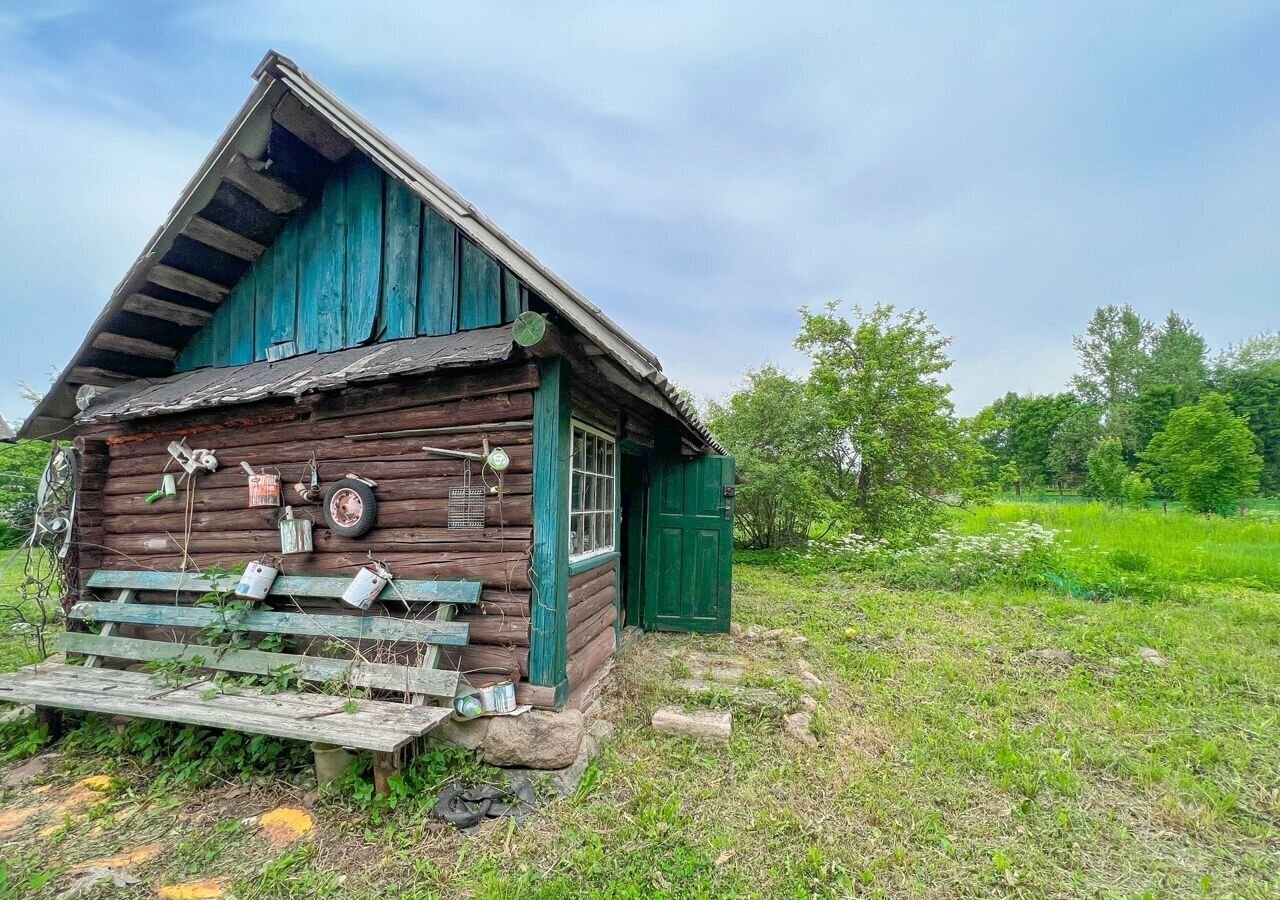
[651,706,732,743]
[1138,647,1168,668]
[504,718,616,796]
[432,715,492,751]
[799,671,823,692]
[783,711,817,747]
[483,709,584,769]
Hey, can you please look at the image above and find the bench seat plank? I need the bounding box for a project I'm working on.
[86,570,484,605]
[69,601,470,646]
[0,664,449,753]
[56,633,459,697]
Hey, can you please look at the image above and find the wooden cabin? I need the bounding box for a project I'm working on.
[15,52,733,742]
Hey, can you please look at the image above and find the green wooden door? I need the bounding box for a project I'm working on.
[644,450,734,632]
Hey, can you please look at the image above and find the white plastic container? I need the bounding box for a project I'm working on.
[236,560,279,600]
[341,563,391,610]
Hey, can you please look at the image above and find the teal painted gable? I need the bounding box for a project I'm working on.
[176,154,527,371]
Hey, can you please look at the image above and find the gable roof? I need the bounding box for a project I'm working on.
[22,51,722,454]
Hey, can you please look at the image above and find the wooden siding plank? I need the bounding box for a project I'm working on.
[344,158,383,346]
[316,171,347,352]
[380,179,420,340]
[85,570,484,605]
[529,356,571,693]
[419,206,457,336]
[459,239,501,330]
[271,218,299,345]
[296,206,323,354]
[253,243,274,361]
[69,601,470,646]
[502,269,523,323]
[226,278,255,366]
[272,93,354,162]
[56,632,460,697]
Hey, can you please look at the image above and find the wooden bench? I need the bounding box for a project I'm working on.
[0,570,482,792]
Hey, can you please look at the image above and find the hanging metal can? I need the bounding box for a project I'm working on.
[236,560,279,600]
[341,562,391,610]
[278,506,313,555]
[248,472,282,508]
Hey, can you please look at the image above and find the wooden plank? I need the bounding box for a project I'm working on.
[123,294,212,328]
[502,269,523,323]
[419,206,457,335]
[458,239,501,329]
[224,153,306,215]
[380,179,420,340]
[66,366,135,386]
[69,601,470,645]
[86,570,484,605]
[413,604,453,706]
[271,218,299,345]
[253,244,274,361]
[529,356,571,690]
[209,299,231,364]
[316,170,346,351]
[148,264,230,303]
[344,157,383,345]
[226,278,255,366]
[56,632,460,697]
[83,588,134,667]
[184,215,266,261]
[272,93,353,162]
[296,205,322,353]
[92,332,178,361]
[0,665,447,752]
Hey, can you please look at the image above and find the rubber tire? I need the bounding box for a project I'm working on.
[323,478,378,538]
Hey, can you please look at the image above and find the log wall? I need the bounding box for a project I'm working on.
[566,559,618,710]
[74,362,542,700]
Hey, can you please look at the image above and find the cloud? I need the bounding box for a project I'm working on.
[1,1,1277,426]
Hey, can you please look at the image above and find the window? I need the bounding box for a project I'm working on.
[569,422,616,560]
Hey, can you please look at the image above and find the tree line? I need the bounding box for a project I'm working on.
[707,303,1273,549]
[976,307,1273,512]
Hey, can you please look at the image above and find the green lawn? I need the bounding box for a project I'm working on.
[1,506,1277,898]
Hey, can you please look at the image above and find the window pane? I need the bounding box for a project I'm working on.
[584,513,595,553]
[571,472,582,513]
[570,514,582,556]
[573,432,585,470]
[585,434,596,473]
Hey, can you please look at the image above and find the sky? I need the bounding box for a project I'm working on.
[1,2,1277,428]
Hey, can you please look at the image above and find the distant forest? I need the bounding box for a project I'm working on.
[976,306,1277,503]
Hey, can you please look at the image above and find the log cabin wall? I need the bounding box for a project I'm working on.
[567,560,618,710]
[73,361,548,704]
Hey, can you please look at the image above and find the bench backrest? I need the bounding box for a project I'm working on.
[58,569,478,699]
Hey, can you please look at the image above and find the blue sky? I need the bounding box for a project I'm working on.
[1,2,1278,427]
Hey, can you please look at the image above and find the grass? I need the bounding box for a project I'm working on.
[0,503,1277,897]
[959,501,1280,590]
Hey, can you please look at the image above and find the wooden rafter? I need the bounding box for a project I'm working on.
[123,294,213,329]
[92,332,178,361]
[148,265,229,304]
[183,215,265,262]
[66,366,135,386]
[272,93,353,162]
[224,153,306,215]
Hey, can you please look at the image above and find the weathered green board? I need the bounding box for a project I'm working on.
[175,151,532,372]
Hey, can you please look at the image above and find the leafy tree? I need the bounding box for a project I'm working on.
[1123,472,1153,509]
[1085,439,1130,505]
[0,440,51,548]
[1214,343,1280,495]
[1141,393,1262,515]
[1131,383,1182,459]
[795,302,982,537]
[1071,305,1153,447]
[705,366,826,548]
[1046,405,1102,491]
[1146,312,1208,400]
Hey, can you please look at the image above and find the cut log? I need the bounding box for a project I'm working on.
[148,264,230,303]
[92,332,178,361]
[183,215,266,261]
[224,153,307,214]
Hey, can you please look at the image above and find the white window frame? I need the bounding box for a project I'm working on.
[569,420,617,562]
